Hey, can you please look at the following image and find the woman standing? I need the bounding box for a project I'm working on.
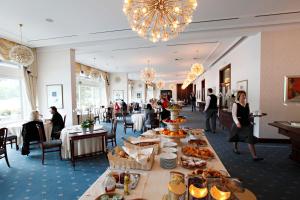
[229,90,263,161]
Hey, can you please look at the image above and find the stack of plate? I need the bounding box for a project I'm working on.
[163,141,177,148]
[161,147,177,154]
[160,153,177,169]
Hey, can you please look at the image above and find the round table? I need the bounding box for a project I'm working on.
[131,113,145,132]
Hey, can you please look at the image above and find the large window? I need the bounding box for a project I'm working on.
[0,61,29,123]
[76,77,105,109]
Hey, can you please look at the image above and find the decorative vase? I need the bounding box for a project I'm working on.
[82,127,87,134]
[89,125,94,133]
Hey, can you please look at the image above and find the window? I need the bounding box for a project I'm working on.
[0,62,29,123]
[76,77,105,109]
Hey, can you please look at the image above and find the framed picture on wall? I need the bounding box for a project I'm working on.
[237,80,248,94]
[47,84,63,109]
[112,90,124,101]
[136,92,142,99]
[284,75,300,103]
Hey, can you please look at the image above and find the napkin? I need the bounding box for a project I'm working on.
[128,136,160,145]
[122,146,153,165]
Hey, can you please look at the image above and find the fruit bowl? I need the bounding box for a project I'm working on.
[162,118,187,125]
[160,128,187,139]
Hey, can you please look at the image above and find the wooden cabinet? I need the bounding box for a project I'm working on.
[218,109,233,130]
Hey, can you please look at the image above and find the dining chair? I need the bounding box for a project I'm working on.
[6,134,19,150]
[0,128,10,167]
[123,113,134,134]
[106,118,117,147]
[93,108,100,124]
[36,124,62,165]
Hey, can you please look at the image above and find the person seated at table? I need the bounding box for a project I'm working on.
[144,104,159,129]
[159,95,170,121]
[50,106,64,139]
[133,102,140,111]
[21,111,45,155]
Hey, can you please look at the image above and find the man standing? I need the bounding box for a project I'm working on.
[203,88,218,133]
[190,92,196,112]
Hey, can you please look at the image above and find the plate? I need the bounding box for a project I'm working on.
[160,152,177,160]
[96,193,123,200]
[163,141,177,148]
[162,147,177,153]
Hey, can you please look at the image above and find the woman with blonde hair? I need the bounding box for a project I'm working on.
[229,90,263,161]
[30,110,41,121]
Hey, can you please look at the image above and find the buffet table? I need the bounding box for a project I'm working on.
[79,133,256,200]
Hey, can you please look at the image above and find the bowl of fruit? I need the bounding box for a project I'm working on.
[160,128,187,139]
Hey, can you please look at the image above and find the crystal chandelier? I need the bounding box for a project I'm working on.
[9,24,34,66]
[187,71,197,81]
[156,80,165,89]
[169,83,176,90]
[141,61,156,84]
[191,63,204,76]
[123,0,198,42]
[181,79,191,89]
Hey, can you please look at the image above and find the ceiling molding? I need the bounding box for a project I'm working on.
[89,28,131,35]
[255,10,300,18]
[191,17,240,24]
[209,36,247,67]
[112,45,157,52]
[167,41,218,47]
[28,34,79,42]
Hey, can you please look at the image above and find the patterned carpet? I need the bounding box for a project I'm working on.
[0,108,299,200]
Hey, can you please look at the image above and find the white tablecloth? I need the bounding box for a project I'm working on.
[80,132,256,200]
[131,113,145,131]
[60,125,105,159]
[6,121,52,145]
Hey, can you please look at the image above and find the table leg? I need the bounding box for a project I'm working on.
[70,139,75,169]
[290,139,300,162]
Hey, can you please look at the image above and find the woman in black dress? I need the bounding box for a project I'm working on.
[229,90,263,161]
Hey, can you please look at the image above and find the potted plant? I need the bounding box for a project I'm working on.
[81,119,94,133]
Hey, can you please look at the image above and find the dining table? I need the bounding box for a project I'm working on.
[60,125,106,160]
[131,113,145,132]
[6,121,52,145]
[79,130,257,200]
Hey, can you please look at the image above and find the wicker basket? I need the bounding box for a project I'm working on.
[123,139,160,155]
[107,147,155,171]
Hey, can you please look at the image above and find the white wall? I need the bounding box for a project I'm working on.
[36,48,76,126]
[195,34,261,136]
[109,73,128,103]
[259,29,300,139]
[131,80,146,103]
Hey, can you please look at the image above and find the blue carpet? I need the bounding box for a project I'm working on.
[0,108,300,200]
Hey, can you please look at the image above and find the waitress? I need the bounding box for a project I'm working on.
[229,90,263,161]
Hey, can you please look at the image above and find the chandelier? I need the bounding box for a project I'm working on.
[187,71,197,81]
[9,24,34,66]
[191,63,204,76]
[141,61,156,84]
[156,80,165,89]
[169,83,176,90]
[181,79,191,90]
[123,0,198,42]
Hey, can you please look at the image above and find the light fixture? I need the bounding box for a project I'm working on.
[181,79,191,90]
[141,60,156,84]
[191,63,204,76]
[169,83,176,90]
[123,0,198,42]
[9,24,34,66]
[156,80,165,89]
[187,72,197,82]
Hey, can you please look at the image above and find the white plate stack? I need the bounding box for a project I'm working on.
[160,153,177,169]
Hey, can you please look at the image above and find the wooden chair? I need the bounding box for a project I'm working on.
[93,108,100,124]
[123,114,134,134]
[0,128,10,167]
[106,118,117,147]
[36,124,62,165]
[6,135,19,150]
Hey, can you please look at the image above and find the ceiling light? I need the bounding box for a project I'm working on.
[141,60,156,84]
[169,83,176,90]
[191,63,204,76]
[123,0,198,42]
[156,80,165,89]
[187,72,197,82]
[9,24,34,66]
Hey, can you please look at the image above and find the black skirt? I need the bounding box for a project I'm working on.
[229,123,258,144]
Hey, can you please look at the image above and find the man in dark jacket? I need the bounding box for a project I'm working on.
[203,88,218,133]
[190,92,196,112]
[50,106,64,139]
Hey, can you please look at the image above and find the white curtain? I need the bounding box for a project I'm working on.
[23,49,38,110]
[101,72,110,107]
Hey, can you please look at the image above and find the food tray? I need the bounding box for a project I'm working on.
[108,147,155,171]
[114,173,140,190]
[123,139,160,155]
[180,156,207,169]
[96,193,123,200]
[182,146,215,160]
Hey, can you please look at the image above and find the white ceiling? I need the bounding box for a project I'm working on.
[1,0,300,82]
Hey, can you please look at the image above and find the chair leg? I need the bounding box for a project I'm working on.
[4,151,10,168]
[124,127,126,134]
[10,140,13,149]
[59,146,62,160]
[42,150,45,165]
